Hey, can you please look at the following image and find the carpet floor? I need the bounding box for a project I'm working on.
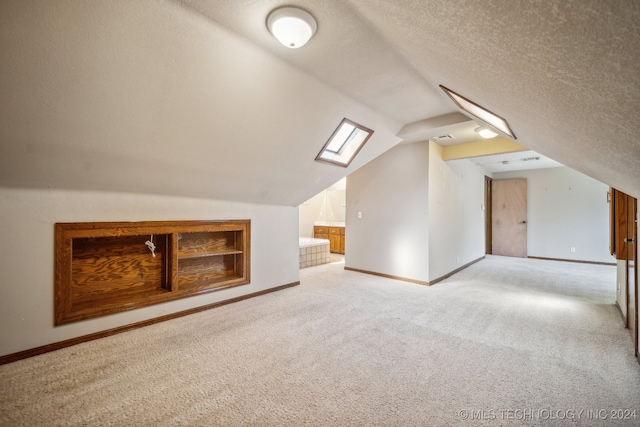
[1,255,639,426]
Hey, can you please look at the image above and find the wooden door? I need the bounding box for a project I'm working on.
[492,178,528,257]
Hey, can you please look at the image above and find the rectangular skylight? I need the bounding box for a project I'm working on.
[316,118,373,167]
[440,85,516,139]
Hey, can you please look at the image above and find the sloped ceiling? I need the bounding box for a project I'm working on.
[346,0,640,198]
[1,0,638,205]
[0,0,402,206]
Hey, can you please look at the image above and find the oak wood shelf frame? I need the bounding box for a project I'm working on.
[55,219,250,325]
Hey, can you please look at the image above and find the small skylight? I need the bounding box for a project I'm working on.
[316,118,373,167]
[440,85,516,140]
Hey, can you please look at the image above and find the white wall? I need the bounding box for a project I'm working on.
[616,261,627,319]
[299,192,325,237]
[428,142,487,281]
[0,187,299,357]
[346,143,430,283]
[345,141,487,284]
[494,167,613,263]
[299,179,346,237]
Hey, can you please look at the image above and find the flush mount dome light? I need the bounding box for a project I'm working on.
[475,127,498,139]
[267,7,317,48]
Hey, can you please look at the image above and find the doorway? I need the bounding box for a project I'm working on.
[490,178,528,257]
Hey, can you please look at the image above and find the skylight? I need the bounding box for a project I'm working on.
[316,118,373,167]
[440,85,516,139]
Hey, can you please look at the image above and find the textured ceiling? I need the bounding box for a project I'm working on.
[192,0,639,196]
[467,150,563,173]
[0,0,638,204]
[180,0,450,124]
[345,0,640,196]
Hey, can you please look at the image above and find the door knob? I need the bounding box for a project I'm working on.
[624,238,634,243]
[520,220,527,224]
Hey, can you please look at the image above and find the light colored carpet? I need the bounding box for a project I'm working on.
[1,256,639,426]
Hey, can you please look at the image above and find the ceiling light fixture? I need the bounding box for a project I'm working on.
[267,7,317,49]
[475,127,498,139]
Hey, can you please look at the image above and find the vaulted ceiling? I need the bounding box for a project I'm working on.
[1,0,638,205]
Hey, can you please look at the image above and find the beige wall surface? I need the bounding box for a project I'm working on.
[346,142,430,283]
[428,142,487,281]
[0,187,299,357]
[494,167,612,263]
[345,141,488,284]
[299,179,346,237]
[616,261,627,319]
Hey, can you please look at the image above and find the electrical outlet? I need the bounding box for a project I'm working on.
[357,211,363,219]
[570,247,576,253]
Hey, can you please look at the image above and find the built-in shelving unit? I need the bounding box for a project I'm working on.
[55,220,250,325]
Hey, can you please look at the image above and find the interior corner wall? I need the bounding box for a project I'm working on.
[428,142,487,281]
[493,167,613,263]
[298,191,326,237]
[0,187,299,358]
[298,179,347,237]
[345,142,430,283]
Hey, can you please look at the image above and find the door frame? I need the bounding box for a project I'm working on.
[485,176,493,255]
[613,189,639,363]
[491,178,528,258]
[633,200,638,363]
[625,197,638,361]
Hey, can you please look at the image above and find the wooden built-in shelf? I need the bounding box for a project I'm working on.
[178,251,243,260]
[55,220,250,325]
